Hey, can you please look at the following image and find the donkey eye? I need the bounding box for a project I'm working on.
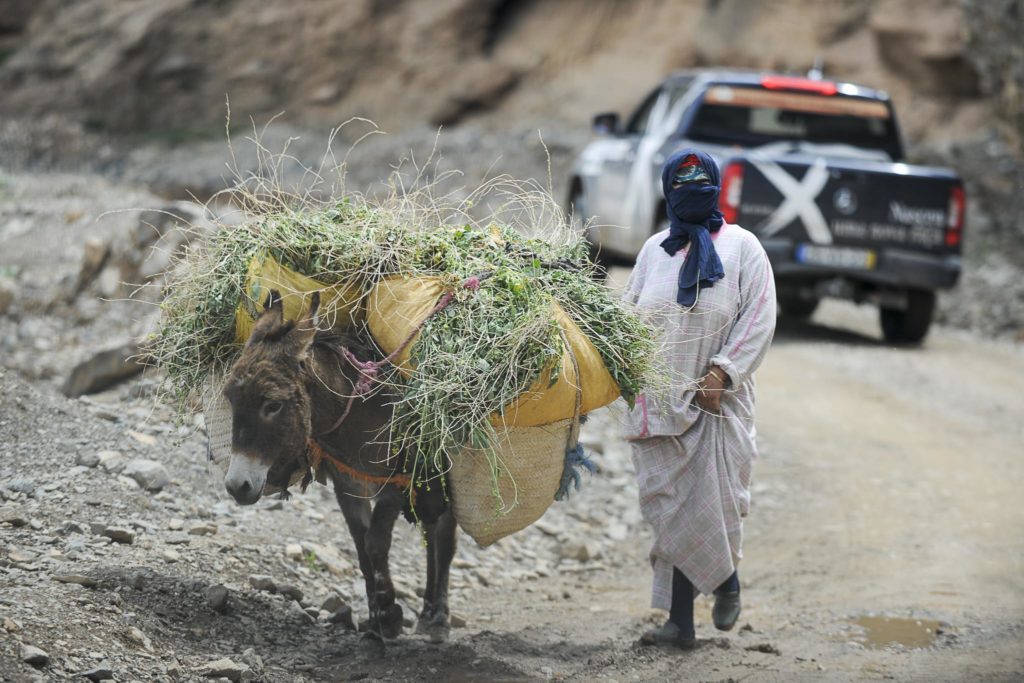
[261,401,283,419]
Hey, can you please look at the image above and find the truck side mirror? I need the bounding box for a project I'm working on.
[592,112,620,135]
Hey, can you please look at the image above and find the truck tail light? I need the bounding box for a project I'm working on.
[945,184,965,247]
[719,161,744,224]
[761,75,838,95]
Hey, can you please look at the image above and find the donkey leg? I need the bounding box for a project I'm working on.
[364,492,404,640]
[333,483,376,603]
[419,509,458,643]
[415,523,439,635]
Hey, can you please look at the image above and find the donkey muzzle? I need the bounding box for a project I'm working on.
[224,455,268,505]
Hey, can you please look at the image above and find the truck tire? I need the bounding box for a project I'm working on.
[778,295,819,320]
[880,290,936,345]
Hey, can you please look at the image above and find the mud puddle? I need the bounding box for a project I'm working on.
[851,616,944,649]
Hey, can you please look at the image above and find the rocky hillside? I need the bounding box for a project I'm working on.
[0,0,999,142]
[1,0,1022,336]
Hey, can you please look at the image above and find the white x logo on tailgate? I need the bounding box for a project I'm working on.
[750,157,832,244]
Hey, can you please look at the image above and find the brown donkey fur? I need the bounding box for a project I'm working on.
[222,290,457,651]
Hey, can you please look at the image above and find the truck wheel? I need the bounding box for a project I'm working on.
[880,290,936,345]
[778,295,819,320]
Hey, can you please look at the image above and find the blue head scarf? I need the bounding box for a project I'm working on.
[660,148,726,307]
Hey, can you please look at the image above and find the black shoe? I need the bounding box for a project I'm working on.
[639,621,698,650]
[712,591,741,631]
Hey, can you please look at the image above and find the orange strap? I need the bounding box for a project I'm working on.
[306,439,412,490]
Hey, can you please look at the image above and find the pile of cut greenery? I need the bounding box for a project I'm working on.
[151,174,655,486]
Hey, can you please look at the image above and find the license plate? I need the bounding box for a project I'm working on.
[795,244,876,270]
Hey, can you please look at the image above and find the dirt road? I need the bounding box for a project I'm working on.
[2,175,1023,681]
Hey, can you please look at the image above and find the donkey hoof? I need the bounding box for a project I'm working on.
[357,632,385,659]
[377,603,404,640]
[417,609,451,643]
[426,622,451,644]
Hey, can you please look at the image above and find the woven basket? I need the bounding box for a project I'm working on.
[202,377,304,496]
[449,418,572,547]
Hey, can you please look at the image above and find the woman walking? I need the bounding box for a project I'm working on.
[623,148,777,648]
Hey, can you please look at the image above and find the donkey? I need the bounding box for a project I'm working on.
[220,289,457,650]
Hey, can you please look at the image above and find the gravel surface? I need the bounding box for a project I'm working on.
[2,168,1023,682]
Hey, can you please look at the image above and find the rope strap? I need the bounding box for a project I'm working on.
[306,438,412,490]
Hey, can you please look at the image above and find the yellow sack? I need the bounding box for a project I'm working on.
[365,276,446,375]
[234,253,362,343]
[366,276,621,426]
[495,302,621,427]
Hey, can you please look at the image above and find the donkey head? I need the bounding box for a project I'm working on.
[222,290,320,504]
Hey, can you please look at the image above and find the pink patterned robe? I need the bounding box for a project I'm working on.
[622,222,777,604]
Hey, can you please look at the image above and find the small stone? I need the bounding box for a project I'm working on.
[126,430,157,447]
[9,548,37,563]
[21,644,49,667]
[3,616,20,632]
[450,613,467,628]
[320,594,346,613]
[304,606,320,619]
[248,575,277,593]
[127,627,153,652]
[122,459,171,492]
[163,549,181,563]
[284,543,304,560]
[188,523,218,536]
[533,521,560,537]
[101,527,135,544]
[206,584,229,613]
[166,660,184,678]
[540,666,554,680]
[53,574,98,588]
[8,477,35,496]
[76,451,101,468]
[327,605,355,630]
[558,541,598,562]
[165,534,190,545]
[1,512,29,527]
[97,451,126,474]
[198,657,249,681]
[278,584,303,602]
[168,518,184,531]
[79,662,115,681]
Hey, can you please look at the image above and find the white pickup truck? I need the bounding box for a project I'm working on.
[569,69,966,344]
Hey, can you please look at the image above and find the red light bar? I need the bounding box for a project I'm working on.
[761,75,837,96]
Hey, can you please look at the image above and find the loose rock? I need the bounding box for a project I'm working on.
[101,527,135,544]
[75,451,101,468]
[284,543,304,560]
[97,451,126,474]
[122,459,171,491]
[248,575,277,593]
[198,657,249,681]
[188,523,218,536]
[321,593,346,613]
[53,574,98,588]
[328,605,356,630]
[21,644,50,667]
[79,662,115,680]
[278,584,304,602]
[207,584,230,613]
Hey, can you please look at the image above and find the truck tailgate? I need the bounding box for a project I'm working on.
[726,155,964,262]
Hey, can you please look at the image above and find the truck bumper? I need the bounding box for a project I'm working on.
[762,239,961,291]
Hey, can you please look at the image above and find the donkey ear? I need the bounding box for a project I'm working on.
[290,291,321,355]
[248,289,285,345]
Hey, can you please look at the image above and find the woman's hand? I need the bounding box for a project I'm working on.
[697,366,727,413]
